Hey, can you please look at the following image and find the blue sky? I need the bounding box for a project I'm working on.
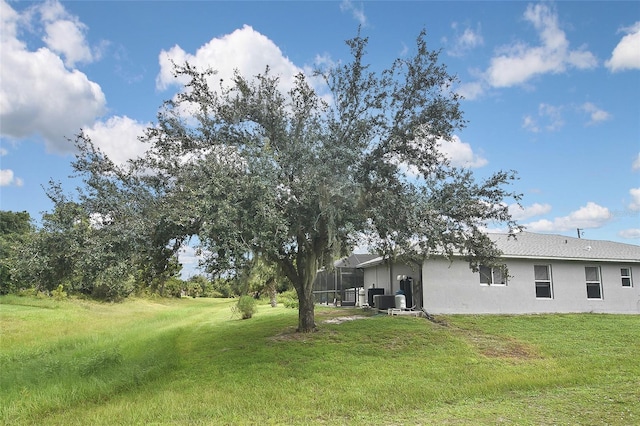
[1,1,639,276]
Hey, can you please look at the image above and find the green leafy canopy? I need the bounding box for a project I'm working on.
[42,30,521,331]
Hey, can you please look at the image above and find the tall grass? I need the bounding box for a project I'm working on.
[1,296,638,425]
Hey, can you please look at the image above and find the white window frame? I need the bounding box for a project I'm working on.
[620,267,633,287]
[479,265,507,286]
[534,264,553,299]
[585,266,603,300]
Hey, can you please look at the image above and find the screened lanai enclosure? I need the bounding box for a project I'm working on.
[312,254,378,306]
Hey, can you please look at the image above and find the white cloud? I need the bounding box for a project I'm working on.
[605,22,640,72]
[523,103,564,133]
[448,22,484,57]
[178,244,201,267]
[0,169,24,187]
[522,115,539,133]
[0,0,106,154]
[0,0,20,47]
[340,0,368,27]
[0,169,13,186]
[314,53,336,69]
[156,25,304,95]
[632,153,640,172]
[508,202,552,221]
[629,188,640,211]
[524,102,610,132]
[524,202,612,232]
[580,102,611,126]
[437,135,488,168]
[83,116,149,166]
[396,135,486,178]
[538,103,564,131]
[40,4,95,67]
[456,81,485,100]
[459,27,483,50]
[618,228,640,239]
[155,25,333,128]
[399,42,409,57]
[178,243,207,278]
[486,3,597,88]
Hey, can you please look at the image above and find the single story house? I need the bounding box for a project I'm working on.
[356,232,640,314]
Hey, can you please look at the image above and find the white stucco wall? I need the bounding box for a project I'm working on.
[422,257,640,314]
[362,262,417,295]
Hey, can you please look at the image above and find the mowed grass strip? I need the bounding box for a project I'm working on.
[1,296,638,425]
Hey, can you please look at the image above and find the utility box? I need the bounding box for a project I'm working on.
[373,294,396,310]
[368,288,385,307]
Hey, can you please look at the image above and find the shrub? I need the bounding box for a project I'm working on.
[17,287,38,297]
[162,277,184,298]
[278,289,299,309]
[204,289,224,298]
[92,272,135,302]
[235,295,257,319]
[17,287,49,298]
[211,278,235,298]
[52,284,67,301]
[187,275,214,297]
[186,281,201,298]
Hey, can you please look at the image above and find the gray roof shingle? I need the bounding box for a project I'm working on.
[489,232,640,262]
[354,232,640,268]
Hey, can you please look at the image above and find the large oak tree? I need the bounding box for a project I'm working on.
[130,31,521,331]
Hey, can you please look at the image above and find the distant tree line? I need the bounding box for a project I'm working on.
[0,210,288,301]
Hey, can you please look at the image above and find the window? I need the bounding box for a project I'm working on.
[479,265,506,285]
[585,266,602,299]
[534,265,552,298]
[621,268,633,287]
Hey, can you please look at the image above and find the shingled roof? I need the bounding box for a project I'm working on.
[489,232,640,262]
[355,232,640,268]
[334,253,380,268]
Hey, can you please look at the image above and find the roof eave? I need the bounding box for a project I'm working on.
[498,254,640,263]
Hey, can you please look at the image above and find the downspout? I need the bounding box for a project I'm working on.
[334,267,338,305]
[418,263,424,308]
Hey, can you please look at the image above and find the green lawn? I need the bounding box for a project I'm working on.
[1,296,638,425]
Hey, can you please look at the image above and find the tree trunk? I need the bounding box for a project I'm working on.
[267,283,277,307]
[278,244,319,333]
[296,281,316,332]
[295,249,318,333]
